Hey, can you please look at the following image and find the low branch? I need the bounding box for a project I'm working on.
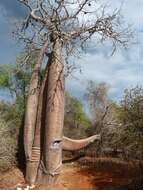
[62,134,101,151]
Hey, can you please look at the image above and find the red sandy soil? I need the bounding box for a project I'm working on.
[0,157,142,190]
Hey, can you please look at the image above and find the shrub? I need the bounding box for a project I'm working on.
[0,118,18,171]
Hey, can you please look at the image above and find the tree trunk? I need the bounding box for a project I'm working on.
[24,68,40,161]
[22,39,101,189]
[24,41,48,186]
[37,39,64,187]
[25,63,49,186]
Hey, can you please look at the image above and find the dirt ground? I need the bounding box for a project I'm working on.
[0,157,143,190]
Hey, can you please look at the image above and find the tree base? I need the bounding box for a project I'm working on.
[36,169,59,188]
[16,183,35,190]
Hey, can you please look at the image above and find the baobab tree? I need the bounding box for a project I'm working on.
[16,0,131,189]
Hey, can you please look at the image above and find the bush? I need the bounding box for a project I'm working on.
[0,118,18,171]
[114,86,143,160]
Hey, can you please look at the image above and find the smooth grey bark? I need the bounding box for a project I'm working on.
[24,63,40,161]
[38,39,64,187]
[62,135,101,151]
[24,39,101,187]
[24,41,49,185]
[25,64,49,186]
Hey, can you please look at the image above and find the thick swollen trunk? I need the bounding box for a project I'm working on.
[24,65,40,161]
[39,39,64,187]
[24,41,48,185]
[25,64,49,186]
[23,40,101,189]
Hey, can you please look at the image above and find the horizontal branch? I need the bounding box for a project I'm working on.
[62,134,101,151]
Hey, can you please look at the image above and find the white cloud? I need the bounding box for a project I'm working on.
[66,35,143,102]
[65,0,143,102]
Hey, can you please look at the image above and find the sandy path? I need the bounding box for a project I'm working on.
[0,158,142,190]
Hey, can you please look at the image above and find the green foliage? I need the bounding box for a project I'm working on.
[109,86,143,159]
[0,64,28,119]
[0,45,38,100]
[67,92,90,126]
[0,46,39,116]
[120,86,143,133]
[0,101,22,126]
[0,64,14,89]
[64,92,91,138]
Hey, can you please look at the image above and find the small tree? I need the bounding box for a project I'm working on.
[85,81,119,155]
[16,0,131,188]
[115,86,143,159]
[86,81,110,127]
[64,92,91,138]
[120,86,143,131]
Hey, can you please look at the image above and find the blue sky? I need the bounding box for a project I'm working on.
[0,0,143,102]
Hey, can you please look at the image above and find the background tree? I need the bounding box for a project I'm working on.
[15,0,131,188]
[0,118,17,171]
[64,91,91,139]
[85,82,143,160]
[114,86,143,160]
[85,81,120,156]
[0,45,38,111]
[86,81,110,131]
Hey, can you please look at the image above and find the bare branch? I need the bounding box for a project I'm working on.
[16,0,132,65]
[73,0,89,17]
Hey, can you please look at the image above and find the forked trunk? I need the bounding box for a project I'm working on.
[23,39,101,189]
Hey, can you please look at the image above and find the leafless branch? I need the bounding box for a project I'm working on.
[16,0,133,66]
